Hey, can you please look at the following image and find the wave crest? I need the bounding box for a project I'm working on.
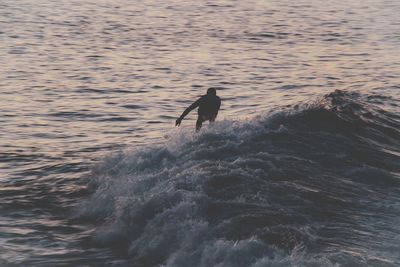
[76,90,400,266]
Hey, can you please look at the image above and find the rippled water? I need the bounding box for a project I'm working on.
[1,0,399,266]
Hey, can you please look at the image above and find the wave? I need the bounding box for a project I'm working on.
[76,90,400,266]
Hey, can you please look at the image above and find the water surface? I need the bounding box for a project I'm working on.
[1,0,399,266]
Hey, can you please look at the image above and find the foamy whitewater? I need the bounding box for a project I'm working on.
[1,0,400,266]
[75,91,400,266]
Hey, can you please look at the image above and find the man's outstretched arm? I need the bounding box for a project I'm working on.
[176,98,201,126]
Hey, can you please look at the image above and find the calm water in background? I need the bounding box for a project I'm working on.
[1,0,400,266]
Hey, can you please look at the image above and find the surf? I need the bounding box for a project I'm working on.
[76,90,400,266]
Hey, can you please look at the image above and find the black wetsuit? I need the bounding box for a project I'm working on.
[176,92,221,130]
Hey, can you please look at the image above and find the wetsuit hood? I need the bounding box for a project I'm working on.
[207,88,217,96]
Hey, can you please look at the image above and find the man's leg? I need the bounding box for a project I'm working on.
[196,117,203,131]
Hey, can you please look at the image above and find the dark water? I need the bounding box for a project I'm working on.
[1,0,400,266]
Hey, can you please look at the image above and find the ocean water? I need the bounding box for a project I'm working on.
[1,0,399,266]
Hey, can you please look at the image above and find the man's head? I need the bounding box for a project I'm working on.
[207,87,217,95]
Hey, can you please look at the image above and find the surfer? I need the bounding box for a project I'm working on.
[176,87,221,130]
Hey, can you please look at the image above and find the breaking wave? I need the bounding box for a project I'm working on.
[76,90,400,266]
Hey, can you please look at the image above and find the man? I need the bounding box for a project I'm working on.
[176,88,221,130]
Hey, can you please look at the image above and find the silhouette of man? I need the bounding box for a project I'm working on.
[176,88,221,130]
